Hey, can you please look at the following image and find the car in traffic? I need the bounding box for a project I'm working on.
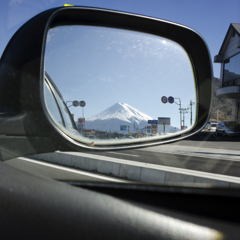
[216,120,240,137]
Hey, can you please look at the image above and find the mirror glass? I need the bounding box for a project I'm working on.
[44,25,196,145]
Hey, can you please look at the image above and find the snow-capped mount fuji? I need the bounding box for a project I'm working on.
[85,103,153,133]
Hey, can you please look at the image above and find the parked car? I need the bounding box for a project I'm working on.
[204,121,211,129]
[208,122,217,131]
[216,121,240,137]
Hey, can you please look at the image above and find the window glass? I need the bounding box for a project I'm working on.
[44,25,196,145]
[50,85,77,132]
[238,102,240,123]
[224,121,238,127]
[44,81,64,127]
[223,53,240,85]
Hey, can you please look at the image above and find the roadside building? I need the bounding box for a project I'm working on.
[214,23,240,123]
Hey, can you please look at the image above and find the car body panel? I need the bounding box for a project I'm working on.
[216,121,240,136]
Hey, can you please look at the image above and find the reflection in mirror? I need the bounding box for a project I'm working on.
[44,25,196,145]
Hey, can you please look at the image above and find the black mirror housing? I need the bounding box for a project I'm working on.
[0,6,212,160]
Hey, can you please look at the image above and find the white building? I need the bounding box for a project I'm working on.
[214,23,240,122]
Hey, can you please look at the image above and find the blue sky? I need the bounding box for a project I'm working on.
[44,25,196,128]
[1,0,240,79]
[1,0,240,129]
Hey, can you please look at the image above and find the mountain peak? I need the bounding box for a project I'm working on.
[84,103,153,132]
[84,103,178,133]
[87,103,153,123]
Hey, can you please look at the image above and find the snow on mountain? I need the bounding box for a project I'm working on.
[85,103,153,132]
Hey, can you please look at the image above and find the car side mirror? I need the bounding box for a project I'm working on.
[0,6,212,159]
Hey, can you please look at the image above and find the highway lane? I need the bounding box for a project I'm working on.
[6,138,240,182]
[85,139,240,178]
[172,138,240,151]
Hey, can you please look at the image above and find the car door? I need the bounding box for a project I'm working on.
[217,122,223,135]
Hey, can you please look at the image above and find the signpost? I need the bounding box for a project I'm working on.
[148,120,158,124]
[158,117,170,125]
[189,100,195,125]
[161,96,182,129]
[161,96,168,104]
[181,108,188,129]
[79,101,86,107]
[148,120,158,134]
[72,100,79,107]
[79,101,86,136]
[168,96,174,104]
[78,118,85,123]
[120,125,127,131]
[66,100,79,107]
[174,97,182,130]
[161,96,194,130]
[152,124,157,134]
[158,117,170,135]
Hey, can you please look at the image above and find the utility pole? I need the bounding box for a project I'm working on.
[189,100,195,125]
[215,109,220,122]
[182,108,188,129]
[174,98,182,130]
[79,101,86,136]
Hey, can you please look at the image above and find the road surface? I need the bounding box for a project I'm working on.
[86,138,240,178]
[5,135,240,181]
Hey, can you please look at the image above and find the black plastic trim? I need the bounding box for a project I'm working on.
[0,6,213,158]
